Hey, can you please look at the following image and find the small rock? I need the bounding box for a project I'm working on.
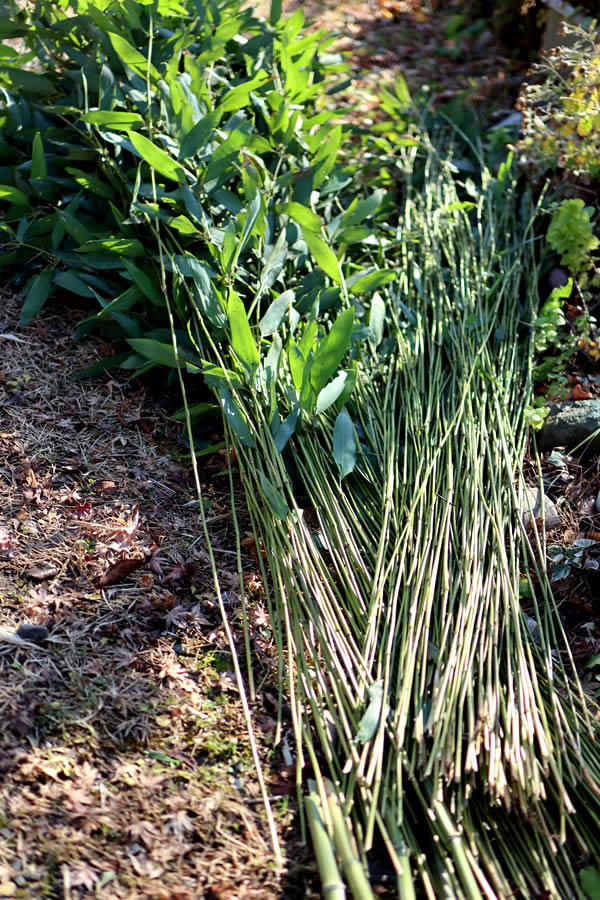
[521,486,561,531]
[16,624,49,643]
[25,563,59,581]
[539,400,600,452]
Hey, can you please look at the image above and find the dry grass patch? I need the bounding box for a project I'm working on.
[0,292,307,899]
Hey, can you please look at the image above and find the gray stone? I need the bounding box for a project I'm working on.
[521,486,561,531]
[539,400,600,452]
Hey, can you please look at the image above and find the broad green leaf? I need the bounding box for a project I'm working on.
[171,401,217,422]
[31,132,46,180]
[221,221,237,274]
[315,370,348,415]
[272,408,300,453]
[182,186,210,228]
[93,285,141,319]
[167,214,198,235]
[108,32,159,81]
[0,67,55,96]
[348,269,395,295]
[270,0,282,25]
[299,319,318,358]
[127,338,181,368]
[234,190,261,267]
[81,110,144,130]
[311,306,354,395]
[333,409,356,480]
[169,254,216,282]
[99,62,115,111]
[356,681,389,744]
[220,385,255,447]
[259,290,293,336]
[57,209,89,245]
[0,184,29,207]
[287,340,305,393]
[20,269,53,326]
[74,352,131,379]
[77,238,145,257]
[179,109,221,160]
[259,472,289,520]
[127,131,186,183]
[341,189,386,227]
[258,230,288,297]
[580,867,600,900]
[65,168,114,199]
[312,124,342,186]
[53,270,95,297]
[123,260,164,307]
[228,290,260,376]
[190,282,226,330]
[303,228,341,285]
[369,292,386,345]
[202,362,243,390]
[220,72,270,112]
[285,201,321,233]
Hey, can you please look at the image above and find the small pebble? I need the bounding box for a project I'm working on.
[25,563,59,581]
[16,624,49,643]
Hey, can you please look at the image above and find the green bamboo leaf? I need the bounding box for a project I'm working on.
[56,209,89,245]
[81,110,144,130]
[127,131,186,183]
[270,0,282,24]
[126,338,180,368]
[257,230,288,297]
[108,32,159,81]
[0,184,29,207]
[179,110,221,160]
[220,385,255,447]
[53,270,95,297]
[285,201,321,233]
[348,268,395,295]
[580,867,600,900]
[122,260,164,307]
[259,290,294,336]
[287,339,305,393]
[369,292,386,345]
[259,471,289,520]
[65,168,114,199]
[235,190,261,264]
[356,681,389,744]
[202,363,243,390]
[272,407,300,453]
[221,221,237,274]
[20,269,53,326]
[299,319,318,358]
[228,290,260,377]
[333,408,356,479]
[303,228,341,285]
[169,254,217,282]
[0,68,55,96]
[31,132,47,180]
[311,306,354,395]
[220,72,271,113]
[341,189,386,227]
[77,238,145,257]
[315,370,348,415]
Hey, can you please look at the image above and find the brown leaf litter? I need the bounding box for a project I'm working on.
[0,291,312,899]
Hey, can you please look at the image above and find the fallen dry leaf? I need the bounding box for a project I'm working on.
[98,555,147,587]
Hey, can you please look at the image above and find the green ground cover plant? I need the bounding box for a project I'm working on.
[2,0,600,897]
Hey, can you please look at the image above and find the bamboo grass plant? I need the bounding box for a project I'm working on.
[207,144,600,896]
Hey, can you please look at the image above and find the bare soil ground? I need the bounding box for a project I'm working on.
[0,291,309,899]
